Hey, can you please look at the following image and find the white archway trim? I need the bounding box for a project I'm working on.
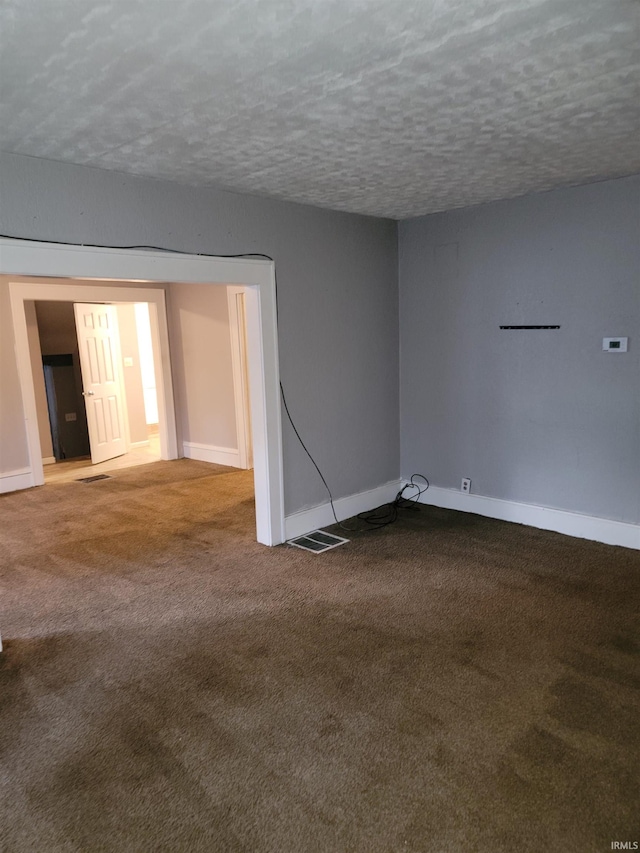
[1,239,284,546]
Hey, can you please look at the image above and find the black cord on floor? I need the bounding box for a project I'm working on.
[354,474,430,531]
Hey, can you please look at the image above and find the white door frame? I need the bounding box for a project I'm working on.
[1,239,284,546]
[9,280,177,465]
[227,286,252,470]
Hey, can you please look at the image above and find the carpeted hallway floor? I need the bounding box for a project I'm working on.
[1,459,638,853]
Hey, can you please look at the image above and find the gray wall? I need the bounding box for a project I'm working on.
[169,283,238,451]
[399,175,640,524]
[0,280,36,472]
[116,303,149,445]
[24,300,54,460]
[0,152,399,514]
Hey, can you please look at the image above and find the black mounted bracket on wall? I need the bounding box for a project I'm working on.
[499,325,561,330]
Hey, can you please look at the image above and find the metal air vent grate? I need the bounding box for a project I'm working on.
[287,530,349,553]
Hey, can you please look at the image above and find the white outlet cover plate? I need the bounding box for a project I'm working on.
[602,337,628,352]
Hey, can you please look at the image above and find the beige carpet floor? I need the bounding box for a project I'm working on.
[0,459,638,852]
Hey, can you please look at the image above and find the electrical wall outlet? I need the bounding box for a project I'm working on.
[461,478,471,493]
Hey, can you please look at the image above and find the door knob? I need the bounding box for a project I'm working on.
[82,390,95,396]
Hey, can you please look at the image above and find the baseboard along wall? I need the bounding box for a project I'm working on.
[182,441,242,469]
[284,477,639,550]
[1,461,636,550]
[284,480,402,540]
[0,468,34,494]
[413,484,640,551]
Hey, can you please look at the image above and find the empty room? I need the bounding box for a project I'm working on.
[0,2,638,852]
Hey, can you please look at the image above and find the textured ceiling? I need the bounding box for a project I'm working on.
[1,0,639,219]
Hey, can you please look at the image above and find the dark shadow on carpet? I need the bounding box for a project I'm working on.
[1,459,639,852]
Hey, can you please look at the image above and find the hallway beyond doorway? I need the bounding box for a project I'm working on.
[43,430,161,485]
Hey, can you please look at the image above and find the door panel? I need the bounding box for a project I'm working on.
[74,303,127,464]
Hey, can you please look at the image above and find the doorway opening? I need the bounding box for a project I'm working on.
[3,240,284,545]
[29,298,163,483]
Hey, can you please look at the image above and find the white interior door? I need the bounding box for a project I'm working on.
[74,303,127,464]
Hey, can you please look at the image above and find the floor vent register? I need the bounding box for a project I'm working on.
[76,474,112,483]
[287,530,349,553]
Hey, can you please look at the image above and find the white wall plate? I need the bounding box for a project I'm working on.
[602,337,628,352]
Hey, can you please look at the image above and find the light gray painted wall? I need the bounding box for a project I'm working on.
[399,175,640,525]
[168,283,237,451]
[116,303,148,445]
[0,282,27,472]
[0,153,399,514]
[24,300,54,460]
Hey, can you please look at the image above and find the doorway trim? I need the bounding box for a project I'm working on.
[227,286,252,470]
[2,238,284,546]
[9,281,177,469]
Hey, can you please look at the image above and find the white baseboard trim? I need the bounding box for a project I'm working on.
[41,456,56,466]
[183,441,241,469]
[129,440,150,449]
[0,468,34,494]
[285,480,401,541]
[413,484,640,550]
